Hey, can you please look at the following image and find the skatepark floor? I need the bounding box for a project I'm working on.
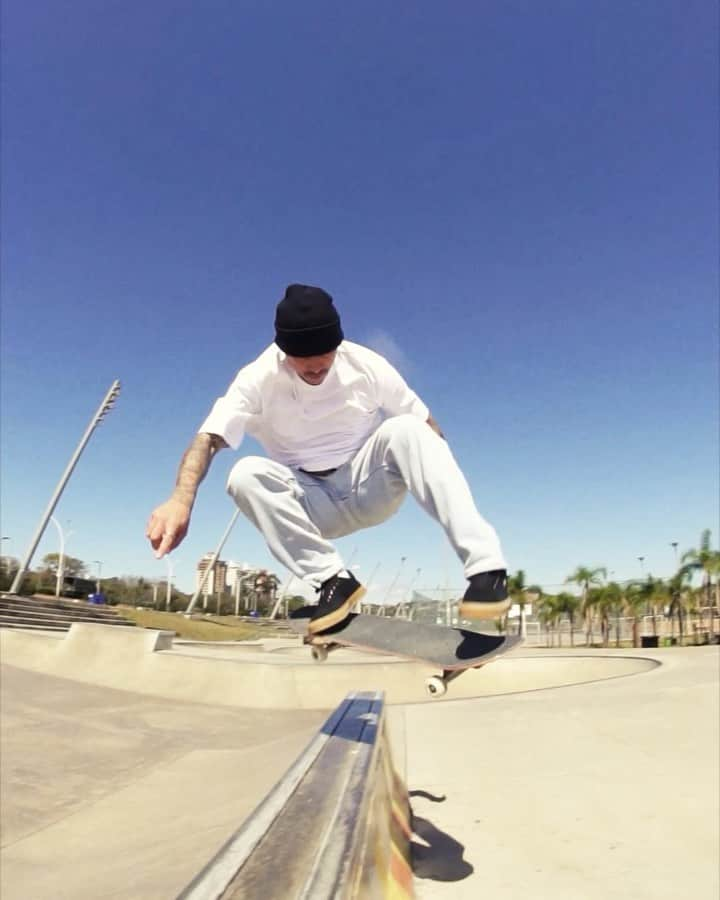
[1,644,718,899]
[404,646,719,900]
[0,666,326,899]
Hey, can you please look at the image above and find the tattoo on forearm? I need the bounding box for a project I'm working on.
[172,433,226,506]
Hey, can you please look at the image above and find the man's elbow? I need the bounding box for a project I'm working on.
[426,415,445,440]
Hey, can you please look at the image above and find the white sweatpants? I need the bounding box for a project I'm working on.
[226,415,506,587]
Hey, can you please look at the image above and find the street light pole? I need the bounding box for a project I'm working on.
[1,536,10,568]
[671,542,679,570]
[383,555,407,613]
[93,560,103,593]
[165,558,174,611]
[50,517,65,598]
[184,508,241,617]
[8,380,121,596]
[1,537,10,588]
[50,517,74,598]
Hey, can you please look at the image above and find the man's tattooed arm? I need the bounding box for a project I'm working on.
[146,433,228,558]
[172,433,228,509]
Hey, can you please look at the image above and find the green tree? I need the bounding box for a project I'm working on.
[554,592,582,646]
[537,594,562,647]
[507,570,527,636]
[0,556,19,591]
[682,530,720,638]
[606,582,627,647]
[41,553,86,577]
[636,575,665,637]
[588,582,624,647]
[666,571,692,644]
[623,581,647,648]
[566,566,607,645]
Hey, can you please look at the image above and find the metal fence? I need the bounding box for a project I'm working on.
[521,612,718,647]
[363,591,719,647]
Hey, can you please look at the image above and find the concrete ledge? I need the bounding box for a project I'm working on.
[178,692,412,900]
[0,624,660,709]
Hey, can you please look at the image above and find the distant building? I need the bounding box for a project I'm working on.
[196,553,228,596]
[195,555,280,613]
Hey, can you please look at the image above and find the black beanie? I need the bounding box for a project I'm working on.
[274,284,344,357]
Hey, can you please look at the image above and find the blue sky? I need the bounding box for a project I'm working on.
[2,1,717,601]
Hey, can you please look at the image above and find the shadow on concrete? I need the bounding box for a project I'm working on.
[410,790,474,882]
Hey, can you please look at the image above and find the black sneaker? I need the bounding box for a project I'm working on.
[458,570,510,620]
[308,571,366,634]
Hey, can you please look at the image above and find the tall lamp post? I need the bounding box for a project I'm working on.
[50,517,73,598]
[8,380,120,597]
[1,537,10,588]
[92,560,103,593]
[270,572,295,620]
[670,542,679,570]
[359,562,381,614]
[395,567,421,619]
[165,558,174,611]
[383,555,407,613]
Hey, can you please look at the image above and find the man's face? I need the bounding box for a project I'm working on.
[286,351,337,385]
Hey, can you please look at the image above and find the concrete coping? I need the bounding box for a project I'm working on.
[177,691,413,900]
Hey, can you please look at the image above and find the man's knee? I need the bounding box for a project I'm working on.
[379,414,431,448]
[226,456,283,498]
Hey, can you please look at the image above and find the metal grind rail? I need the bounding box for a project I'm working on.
[177,691,413,900]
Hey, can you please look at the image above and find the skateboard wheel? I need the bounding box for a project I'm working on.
[425,676,447,697]
[311,645,329,663]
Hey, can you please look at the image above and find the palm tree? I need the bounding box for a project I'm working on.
[623,581,646,648]
[508,570,529,637]
[637,576,665,637]
[537,594,562,647]
[554,592,582,646]
[666,570,692,644]
[566,566,607,645]
[596,582,624,647]
[525,583,543,642]
[682,530,720,639]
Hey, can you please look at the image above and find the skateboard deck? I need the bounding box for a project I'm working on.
[288,606,522,696]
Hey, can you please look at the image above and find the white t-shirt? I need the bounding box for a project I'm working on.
[199,341,429,470]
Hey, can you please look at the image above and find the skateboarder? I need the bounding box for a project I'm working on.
[146,284,510,634]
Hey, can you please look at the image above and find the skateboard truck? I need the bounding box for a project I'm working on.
[306,635,471,697]
[424,669,468,697]
[305,636,341,663]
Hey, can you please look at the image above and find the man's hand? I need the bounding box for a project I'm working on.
[146,499,192,559]
[146,432,227,559]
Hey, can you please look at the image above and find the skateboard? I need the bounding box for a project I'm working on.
[288,607,522,697]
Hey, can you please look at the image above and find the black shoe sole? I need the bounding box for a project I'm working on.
[307,585,367,635]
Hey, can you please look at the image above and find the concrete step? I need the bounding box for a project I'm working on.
[0,606,125,625]
[0,596,137,631]
[0,609,135,627]
[0,620,68,632]
[1,596,123,618]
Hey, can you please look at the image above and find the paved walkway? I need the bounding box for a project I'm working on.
[1,640,717,898]
[404,647,719,900]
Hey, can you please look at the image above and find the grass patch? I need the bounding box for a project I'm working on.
[116,606,290,642]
